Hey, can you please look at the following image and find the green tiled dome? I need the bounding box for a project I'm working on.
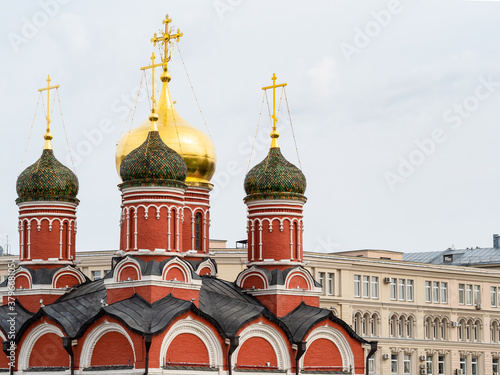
[16,149,79,204]
[244,147,306,200]
[119,131,187,188]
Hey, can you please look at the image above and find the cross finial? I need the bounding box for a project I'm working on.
[38,75,60,150]
[141,52,167,130]
[262,73,287,148]
[151,14,183,70]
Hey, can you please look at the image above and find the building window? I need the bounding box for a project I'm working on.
[407,280,414,301]
[363,276,370,298]
[398,279,405,301]
[474,285,481,305]
[403,354,411,374]
[371,276,379,299]
[91,270,101,280]
[318,272,325,290]
[425,281,431,302]
[195,212,202,250]
[492,286,497,308]
[460,357,466,375]
[354,275,361,297]
[438,355,445,375]
[493,358,499,374]
[459,284,465,305]
[466,284,473,305]
[368,357,375,374]
[391,354,398,374]
[390,278,397,300]
[426,355,433,375]
[471,357,478,375]
[441,282,448,303]
[327,273,334,295]
[433,281,439,303]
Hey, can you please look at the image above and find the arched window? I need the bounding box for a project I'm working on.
[390,315,396,337]
[195,212,202,250]
[473,320,480,342]
[406,316,414,338]
[433,317,440,339]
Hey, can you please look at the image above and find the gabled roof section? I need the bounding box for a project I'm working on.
[0,300,36,342]
[279,302,369,344]
[108,255,202,279]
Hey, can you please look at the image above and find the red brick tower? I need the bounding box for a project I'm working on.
[236,74,322,316]
[8,76,87,312]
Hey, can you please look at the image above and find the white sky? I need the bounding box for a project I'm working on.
[1,0,500,255]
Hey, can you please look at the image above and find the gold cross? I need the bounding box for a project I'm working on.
[140,52,167,116]
[151,14,183,68]
[262,73,287,148]
[38,75,60,150]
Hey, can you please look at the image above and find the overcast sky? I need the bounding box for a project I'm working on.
[1,0,500,255]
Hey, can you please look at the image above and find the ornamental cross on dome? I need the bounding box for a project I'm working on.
[141,52,166,120]
[38,75,60,150]
[262,73,287,149]
[151,14,183,67]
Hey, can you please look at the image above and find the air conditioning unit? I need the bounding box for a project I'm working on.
[493,372,499,375]
[476,303,482,310]
[451,321,458,328]
[384,277,391,284]
[420,364,426,369]
[420,369,427,375]
[419,355,426,361]
[383,353,390,360]
[456,369,463,375]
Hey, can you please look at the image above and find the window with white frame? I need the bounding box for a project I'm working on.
[318,272,325,290]
[425,281,431,302]
[441,282,448,303]
[459,284,465,304]
[433,281,439,303]
[471,357,478,375]
[492,286,497,308]
[493,358,499,375]
[354,275,361,297]
[368,357,375,374]
[407,280,414,301]
[390,278,397,300]
[326,273,334,295]
[403,354,411,374]
[391,354,398,374]
[363,275,370,298]
[438,355,445,375]
[398,279,405,301]
[91,270,101,280]
[426,355,433,375]
[474,285,481,306]
[466,284,473,305]
[371,276,379,299]
[460,357,467,374]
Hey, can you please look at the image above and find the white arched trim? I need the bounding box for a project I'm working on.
[232,321,291,370]
[80,321,136,368]
[114,258,142,282]
[14,269,33,289]
[52,267,86,288]
[300,324,354,372]
[196,259,217,276]
[162,258,193,283]
[284,269,313,290]
[18,322,66,371]
[236,268,269,290]
[160,316,223,368]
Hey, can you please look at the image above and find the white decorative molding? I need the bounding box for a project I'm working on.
[160,316,223,368]
[232,322,291,370]
[18,322,66,371]
[300,325,354,372]
[80,322,136,368]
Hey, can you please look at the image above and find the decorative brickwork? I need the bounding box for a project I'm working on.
[16,149,79,203]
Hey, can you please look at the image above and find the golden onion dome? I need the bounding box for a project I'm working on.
[115,73,216,188]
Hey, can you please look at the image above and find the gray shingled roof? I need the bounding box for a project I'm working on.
[403,247,500,266]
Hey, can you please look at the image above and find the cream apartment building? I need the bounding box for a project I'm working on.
[2,240,500,375]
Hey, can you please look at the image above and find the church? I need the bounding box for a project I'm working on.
[0,15,375,375]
